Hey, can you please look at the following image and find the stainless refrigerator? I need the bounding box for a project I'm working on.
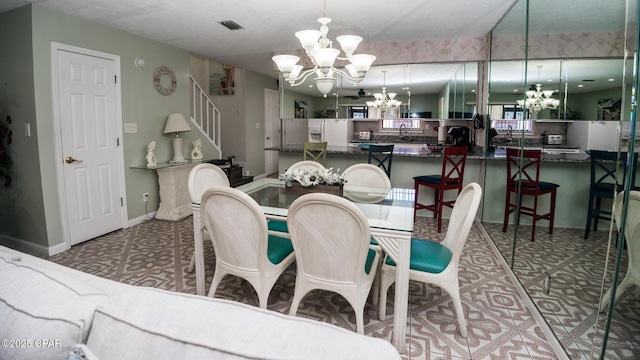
[281,118,308,146]
[567,120,620,151]
[308,118,354,146]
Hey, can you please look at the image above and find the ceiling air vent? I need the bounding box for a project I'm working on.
[218,20,245,31]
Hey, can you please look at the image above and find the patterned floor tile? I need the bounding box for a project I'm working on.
[467,326,530,359]
[484,221,640,358]
[46,216,578,359]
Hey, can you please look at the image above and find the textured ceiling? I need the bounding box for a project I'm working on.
[0,0,517,78]
[0,0,635,97]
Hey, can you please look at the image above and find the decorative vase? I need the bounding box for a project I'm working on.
[285,182,344,197]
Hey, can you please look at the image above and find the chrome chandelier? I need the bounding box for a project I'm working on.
[366,71,402,109]
[272,1,376,98]
[517,65,560,112]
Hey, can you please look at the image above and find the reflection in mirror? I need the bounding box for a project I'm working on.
[278,62,478,121]
[448,63,477,119]
[488,58,631,128]
[483,0,638,358]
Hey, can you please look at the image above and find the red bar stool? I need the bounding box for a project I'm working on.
[413,146,468,232]
[502,148,559,242]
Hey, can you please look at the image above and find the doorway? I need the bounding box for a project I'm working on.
[52,43,127,247]
[264,89,280,175]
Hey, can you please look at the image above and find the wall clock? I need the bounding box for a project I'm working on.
[153,66,177,96]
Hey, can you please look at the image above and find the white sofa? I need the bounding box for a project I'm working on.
[0,245,400,360]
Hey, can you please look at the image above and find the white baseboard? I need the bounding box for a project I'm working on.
[0,234,57,258]
[127,212,157,227]
[0,213,156,258]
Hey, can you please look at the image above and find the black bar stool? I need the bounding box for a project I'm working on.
[584,150,638,239]
[368,144,394,179]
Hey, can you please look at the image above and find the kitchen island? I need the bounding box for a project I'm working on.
[266,144,599,229]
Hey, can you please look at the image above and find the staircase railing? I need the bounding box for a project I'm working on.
[190,75,222,157]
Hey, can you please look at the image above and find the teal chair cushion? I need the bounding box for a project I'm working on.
[268,220,289,233]
[267,235,293,264]
[364,248,377,275]
[370,237,378,246]
[385,238,452,274]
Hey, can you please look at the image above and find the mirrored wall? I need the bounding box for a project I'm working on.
[275,0,639,357]
[278,62,478,120]
[482,0,639,358]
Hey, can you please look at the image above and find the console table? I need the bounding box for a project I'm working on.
[132,160,253,221]
[131,160,203,221]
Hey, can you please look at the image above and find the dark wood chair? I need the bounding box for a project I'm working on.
[502,148,559,242]
[413,146,467,233]
[368,144,394,179]
[584,150,638,239]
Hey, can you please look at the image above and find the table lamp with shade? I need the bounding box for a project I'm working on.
[164,113,192,163]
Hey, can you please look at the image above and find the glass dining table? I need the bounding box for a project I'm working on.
[191,178,414,352]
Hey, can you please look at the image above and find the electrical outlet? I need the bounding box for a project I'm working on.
[143,192,149,203]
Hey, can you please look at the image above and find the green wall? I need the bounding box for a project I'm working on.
[0,6,46,247]
[0,4,220,253]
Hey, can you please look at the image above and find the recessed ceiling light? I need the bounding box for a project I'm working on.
[578,84,584,87]
[608,78,615,81]
[513,89,518,92]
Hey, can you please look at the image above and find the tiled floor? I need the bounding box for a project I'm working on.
[483,223,640,359]
[50,216,565,359]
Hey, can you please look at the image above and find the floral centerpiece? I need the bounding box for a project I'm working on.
[279,167,345,196]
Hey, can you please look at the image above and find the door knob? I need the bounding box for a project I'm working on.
[65,156,83,164]
[266,136,271,140]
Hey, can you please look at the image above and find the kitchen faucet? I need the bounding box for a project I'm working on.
[399,124,408,140]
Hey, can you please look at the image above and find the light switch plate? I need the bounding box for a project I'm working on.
[124,123,138,133]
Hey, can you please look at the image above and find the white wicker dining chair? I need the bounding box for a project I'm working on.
[341,163,391,203]
[266,160,330,236]
[378,182,482,338]
[285,160,327,174]
[599,190,640,312]
[341,163,392,304]
[287,192,381,334]
[186,163,230,272]
[201,186,295,309]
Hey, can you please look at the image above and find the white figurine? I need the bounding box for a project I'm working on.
[146,141,157,168]
[191,138,203,161]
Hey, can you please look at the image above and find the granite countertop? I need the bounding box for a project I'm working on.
[268,144,479,159]
[487,149,589,162]
[266,144,590,163]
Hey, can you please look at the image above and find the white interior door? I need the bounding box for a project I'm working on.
[56,48,123,246]
[264,89,280,175]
